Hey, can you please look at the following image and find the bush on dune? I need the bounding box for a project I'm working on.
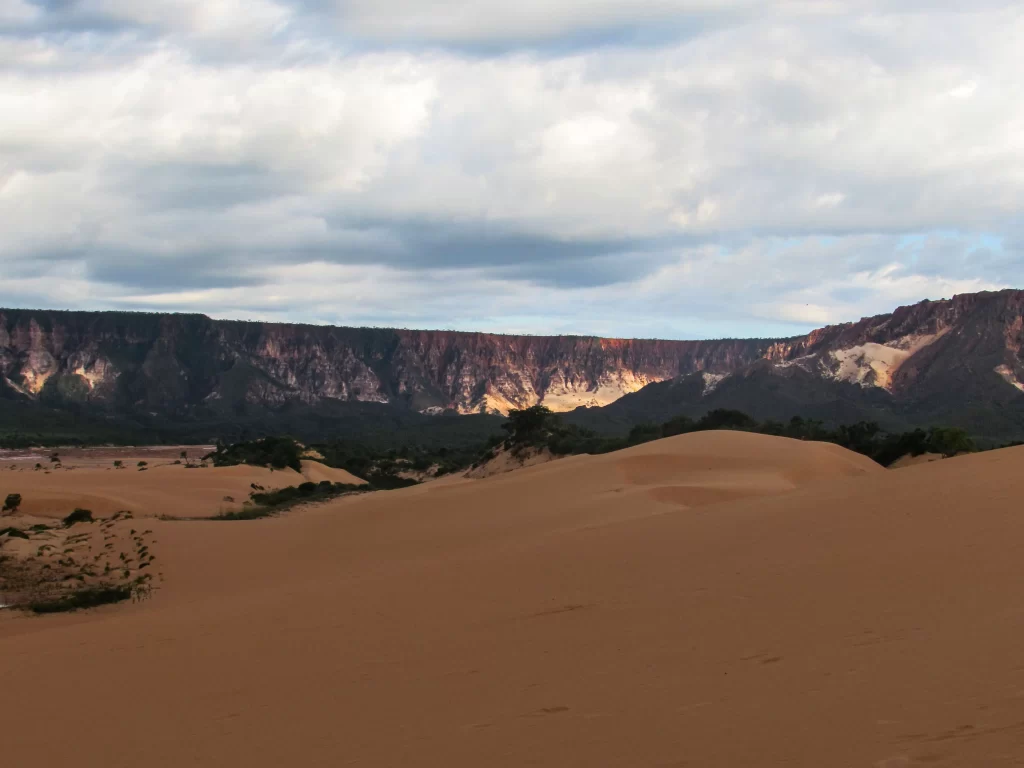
[26,585,132,614]
[205,436,304,472]
[213,480,370,520]
[495,406,980,468]
[62,508,94,527]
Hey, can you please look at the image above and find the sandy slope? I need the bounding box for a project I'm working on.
[889,452,946,469]
[3,431,1024,766]
[464,444,559,478]
[0,461,303,519]
[298,459,367,486]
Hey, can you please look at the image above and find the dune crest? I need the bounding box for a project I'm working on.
[298,460,367,486]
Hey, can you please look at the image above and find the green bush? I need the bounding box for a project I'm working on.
[2,493,21,512]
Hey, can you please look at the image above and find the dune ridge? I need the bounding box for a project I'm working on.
[3,431,1024,766]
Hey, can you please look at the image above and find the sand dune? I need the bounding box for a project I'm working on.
[889,451,945,469]
[0,460,303,519]
[3,431,1024,766]
[298,459,367,486]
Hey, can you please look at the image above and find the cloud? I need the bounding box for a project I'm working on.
[0,2,1022,337]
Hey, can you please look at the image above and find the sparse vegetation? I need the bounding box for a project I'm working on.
[494,406,980,468]
[25,584,133,614]
[205,436,304,472]
[214,480,369,520]
[62,508,94,527]
[1,508,158,614]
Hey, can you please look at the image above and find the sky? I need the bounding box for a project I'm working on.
[1,1,1022,340]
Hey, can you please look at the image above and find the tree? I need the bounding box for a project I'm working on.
[697,409,757,431]
[502,405,558,444]
[926,427,976,457]
[2,493,22,514]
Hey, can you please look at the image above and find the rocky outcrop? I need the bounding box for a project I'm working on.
[2,290,1024,423]
[0,311,779,416]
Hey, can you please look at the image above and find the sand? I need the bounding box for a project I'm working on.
[890,452,946,469]
[3,430,1024,766]
[464,444,559,478]
[0,450,368,520]
[298,459,367,486]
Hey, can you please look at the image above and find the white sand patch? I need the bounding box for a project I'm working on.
[480,391,526,415]
[994,364,1024,393]
[829,331,946,389]
[72,363,114,391]
[701,372,726,395]
[20,367,53,395]
[541,370,658,413]
[773,354,818,372]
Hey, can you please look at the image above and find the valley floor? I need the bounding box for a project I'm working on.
[2,431,1023,766]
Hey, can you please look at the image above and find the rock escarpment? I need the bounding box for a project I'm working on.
[2,290,1023,429]
[0,312,777,415]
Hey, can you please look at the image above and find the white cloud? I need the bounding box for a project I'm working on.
[0,2,1022,335]
[0,0,39,25]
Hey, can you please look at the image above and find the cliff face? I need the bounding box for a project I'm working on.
[762,290,1024,397]
[2,289,1023,421]
[0,311,776,416]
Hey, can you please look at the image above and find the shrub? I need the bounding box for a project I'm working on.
[62,508,94,527]
[2,493,22,513]
[26,585,132,614]
[0,526,29,539]
[205,437,303,472]
[211,480,370,520]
